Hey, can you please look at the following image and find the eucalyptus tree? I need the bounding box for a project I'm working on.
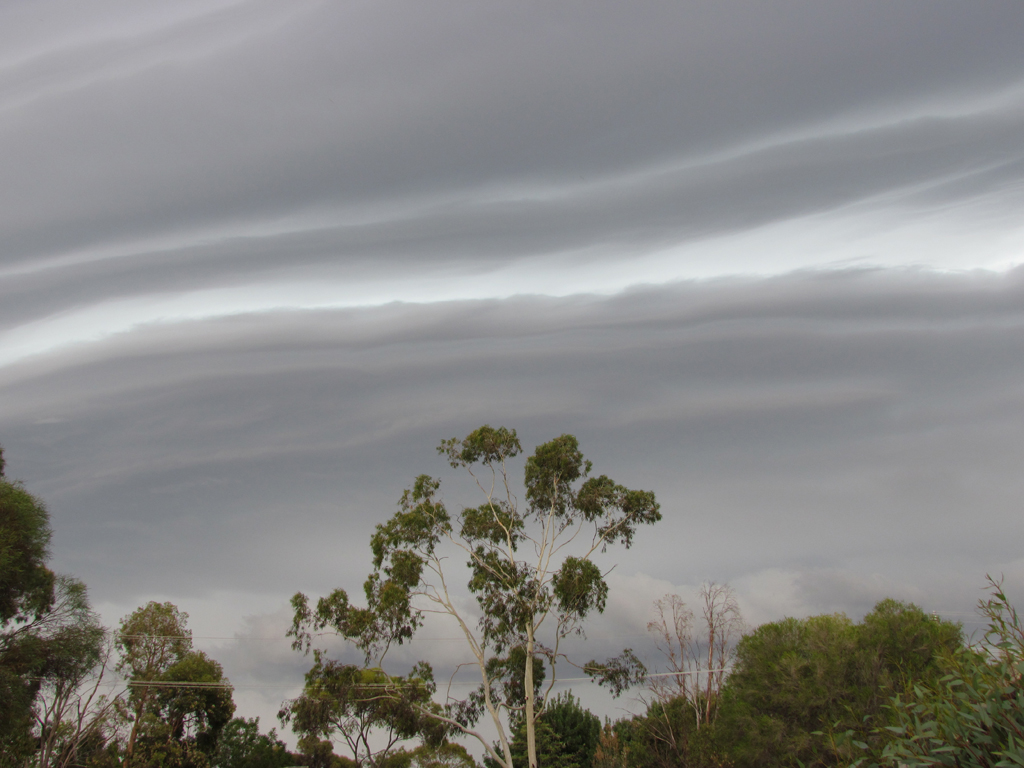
[853,579,1024,768]
[117,601,194,761]
[117,601,235,766]
[1,465,59,761]
[26,576,113,768]
[214,717,296,768]
[280,660,444,768]
[290,426,661,768]
[0,446,106,766]
[634,584,744,766]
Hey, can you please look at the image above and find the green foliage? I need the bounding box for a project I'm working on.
[452,647,547,731]
[852,578,1024,768]
[582,650,647,699]
[857,599,964,697]
[118,602,235,767]
[553,558,608,619]
[598,694,726,768]
[592,723,627,768]
[213,717,296,768]
[21,575,108,768]
[0,452,105,766]
[533,692,601,768]
[296,735,359,768]
[484,692,600,768]
[713,601,963,768]
[383,742,480,768]
[288,427,660,768]
[157,651,236,752]
[0,474,59,763]
[118,602,194,683]
[280,662,443,768]
[586,598,965,768]
[0,476,55,624]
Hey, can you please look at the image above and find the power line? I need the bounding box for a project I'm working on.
[112,632,660,643]
[108,610,994,645]
[121,668,730,691]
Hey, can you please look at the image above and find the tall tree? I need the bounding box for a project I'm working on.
[695,583,743,726]
[646,584,744,729]
[0,452,54,627]
[27,577,115,768]
[289,426,660,768]
[117,601,194,762]
[0,462,57,760]
[155,650,236,754]
[0,446,107,766]
[635,584,744,767]
[117,601,235,767]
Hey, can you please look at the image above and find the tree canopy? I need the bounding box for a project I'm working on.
[289,426,660,768]
[852,579,1024,768]
[0,447,105,766]
[213,717,297,768]
[699,599,962,768]
[118,601,235,767]
[280,660,444,768]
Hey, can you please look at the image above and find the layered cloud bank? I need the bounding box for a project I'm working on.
[2,0,1023,738]
[5,269,1023,735]
[3,2,1024,301]
[4,269,1023,615]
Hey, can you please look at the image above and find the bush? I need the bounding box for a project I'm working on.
[853,578,1024,768]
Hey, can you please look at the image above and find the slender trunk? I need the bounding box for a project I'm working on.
[125,688,150,766]
[705,623,715,724]
[502,723,515,768]
[525,626,537,768]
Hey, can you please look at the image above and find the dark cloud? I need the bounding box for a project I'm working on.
[7,269,1024,739]
[1,0,1022,743]
[7,93,1024,320]
[1,1,1022,274]
[2,270,1022,606]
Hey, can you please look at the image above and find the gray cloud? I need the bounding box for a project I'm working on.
[5,269,1024,743]
[3,270,1023,606]
[2,0,1023,744]
[1,1,1023,277]
[8,92,1024,319]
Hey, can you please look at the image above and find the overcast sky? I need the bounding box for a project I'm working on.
[2,0,1024,745]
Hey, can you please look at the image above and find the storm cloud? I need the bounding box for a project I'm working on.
[1,0,1023,739]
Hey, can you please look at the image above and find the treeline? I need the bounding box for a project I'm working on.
[506,584,1024,768]
[288,587,1023,768]
[593,597,965,768]
[5,434,1024,768]
[0,448,294,768]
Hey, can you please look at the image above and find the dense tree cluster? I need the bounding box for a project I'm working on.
[290,581,1019,768]
[850,579,1024,768]
[624,598,962,768]
[1,445,105,765]
[0,446,298,768]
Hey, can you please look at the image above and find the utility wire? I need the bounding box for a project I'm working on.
[114,632,660,642]
[120,668,731,690]
[109,611,990,644]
